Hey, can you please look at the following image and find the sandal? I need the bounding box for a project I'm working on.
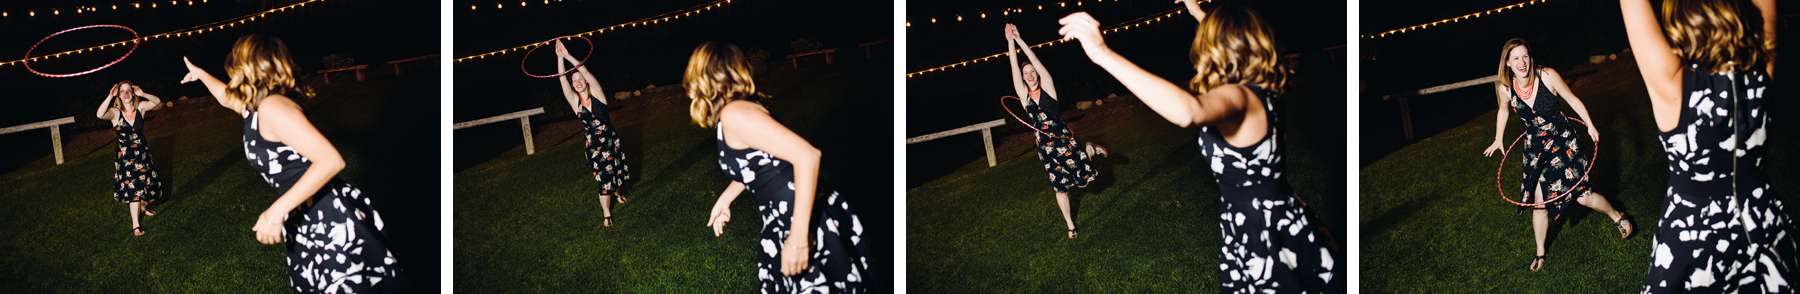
[1616,214,1634,239]
[604,216,614,227]
[1088,144,1109,158]
[1529,255,1546,272]
[144,207,158,216]
[133,227,147,236]
[1067,227,1079,239]
[616,195,627,204]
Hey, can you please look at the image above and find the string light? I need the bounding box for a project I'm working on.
[911,0,1172,29]
[908,8,1185,77]
[455,0,732,62]
[1,0,326,67]
[1363,0,1548,39]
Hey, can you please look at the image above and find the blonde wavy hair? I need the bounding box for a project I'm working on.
[684,41,765,128]
[1661,0,1768,74]
[224,34,299,112]
[1189,4,1286,95]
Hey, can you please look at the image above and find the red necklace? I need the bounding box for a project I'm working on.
[1513,78,1535,100]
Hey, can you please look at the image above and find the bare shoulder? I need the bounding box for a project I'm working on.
[720,100,770,122]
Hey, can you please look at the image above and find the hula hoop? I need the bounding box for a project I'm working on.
[24,25,140,78]
[1001,95,1075,141]
[1496,117,1598,207]
[519,35,592,78]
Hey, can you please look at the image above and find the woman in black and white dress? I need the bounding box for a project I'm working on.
[180,33,409,293]
[1620,0,1795,292]
[689,41,871,293]
[1060,1,1339,292]
[94,80,163,236]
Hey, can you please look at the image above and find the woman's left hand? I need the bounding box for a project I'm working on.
[132,85,147,97]
[251,209,286,245]
[779,231,811,276]
[1058,12,1110,58]
[1587,125,1600,142]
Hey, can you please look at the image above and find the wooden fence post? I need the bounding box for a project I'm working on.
[520,117,535,155]
[51,125,63,164]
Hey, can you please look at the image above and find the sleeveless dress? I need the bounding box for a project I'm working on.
[243,111,409,293]
[1641,67,1798,293]
[715,118,871,293]
[1197,85,1338,293]
[113,108,162,203]
[579,95,631,195]
[1023,89,1097,192]
[1508,77,1591,219]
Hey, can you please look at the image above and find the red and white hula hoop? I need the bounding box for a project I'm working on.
[24,24,140,78]
[1496,117,1598,207]
[1001,95,1075,141]
[520,35,592,78]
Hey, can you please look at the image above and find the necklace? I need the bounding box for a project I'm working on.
[1513,78,1535,100]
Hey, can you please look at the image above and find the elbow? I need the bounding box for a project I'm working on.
[316,156,347,176]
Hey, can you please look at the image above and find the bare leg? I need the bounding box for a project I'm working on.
[1577,192,1630,237]
[1056,191,1076,238]
[129,201,144,236]
[1531,183,1548,271]
[600,193,614,227]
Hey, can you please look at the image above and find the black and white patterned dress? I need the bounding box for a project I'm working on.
[112,108,161,203]
[1642,67,1798,293]
[1023,89,1097,192]
[579,96,630,195]
[1508,77,1591,218]
[243,111,409,293]
[1196,85,1338,293]
[715,118,871,293]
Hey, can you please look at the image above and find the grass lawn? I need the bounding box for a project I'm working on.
[452,59,895,292]
[1359,57,1800,291]
[905,63,1348,292]
[0,73,442,292]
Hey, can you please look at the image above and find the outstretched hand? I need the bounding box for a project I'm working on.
[1057,12,1110,58]
[1177,0,1206,22]
[706,201,731,237]
[554,39,569,58]
[1004,23,1020,40]
[179,56,205,84]
[1483,141,1504,157]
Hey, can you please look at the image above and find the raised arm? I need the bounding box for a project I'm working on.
[1179,0,1205,22]
[553,40,582,112]
[181,56,245,114]
[247,95,348,245]
[1485,83,1510,157]
[718,101,822,277]
[1620,0,1684,131]
[565,53,608,105]
[1754,0,1776,75]
[95,85,118,120]
[1006,24,1031,99]
[1059,12,1245,128]
[1015,33,1060,99]
[133,86,162,112]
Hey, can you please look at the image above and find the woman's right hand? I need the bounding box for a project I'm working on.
[1058,12,1112,58]
[179,56,206,84]
[1177,0,1205,22]
[1005,23,1020,40]
[706,200,731,237]
[1483,141,1505,157]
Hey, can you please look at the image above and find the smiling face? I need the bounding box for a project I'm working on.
[1021,63,1039,91]
[570,73,587,93]
[1506,46,1532,78]
[115,81,136,111]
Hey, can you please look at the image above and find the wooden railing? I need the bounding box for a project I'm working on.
[906,119,1008,167]
[858,39,892,58]
[0,117,77,164]
[387,54,440,76]
[1382,75,1499,139]
[317,64,370,84]
[453,107,547,155]
[785,48,839,69]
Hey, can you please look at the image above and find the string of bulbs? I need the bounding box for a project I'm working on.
[906,0,1126,29]
[2,0,215,18]
[0,0,329,67]
[907,7,1186,78]
[454,0,734,63]
[1361,0,1549,39]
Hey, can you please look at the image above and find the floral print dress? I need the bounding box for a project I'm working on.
[113,108,161,203]
[579,95,631,195]
[1023,89,1097,192]
[1509,78,1590,219]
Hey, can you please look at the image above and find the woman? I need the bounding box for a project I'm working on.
[180,34,408,293]
[1059,1,1337,291]
[94,80,162,236]
[554,39,632,227]
[1620,0,1792,292]
[1004,23,1108,239]
[1481,38,1632,272]
[691,41,870,293]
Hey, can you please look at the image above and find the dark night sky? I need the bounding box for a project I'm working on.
[0,0,439,129]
